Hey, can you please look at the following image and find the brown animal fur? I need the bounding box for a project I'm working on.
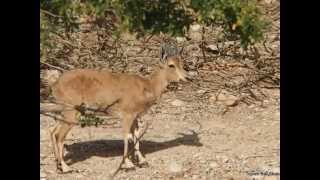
[46,53,187,173]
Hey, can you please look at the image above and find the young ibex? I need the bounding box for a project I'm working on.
[44,43,188,173]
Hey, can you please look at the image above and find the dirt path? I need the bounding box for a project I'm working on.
[40,88,279,180]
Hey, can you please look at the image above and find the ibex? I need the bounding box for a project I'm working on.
[42,44,188,173]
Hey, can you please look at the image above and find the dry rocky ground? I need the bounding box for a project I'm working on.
[40,1,280,179]
[40,85,279,180]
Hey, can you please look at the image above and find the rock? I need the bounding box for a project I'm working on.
[206,44,218,51]
[209,161,219,168]
[197,90,206,94]
[271,167,280,174]
[122,32,136,41]
[209,95,217,103]
[264,0,276,4]
[41,70,61,87]
[248,104,255,109]
[217,90,239,106]
[46,170,55,174]
[176,37,187,43]
[190,24,201,31]
[217,155,229,163]
[40,129,48,141]
[40,172,47,178]
[193,152,201,158]
[251,175,264,180]
[192,175,199,179]
[263,176,278,180]
[188,24,202,41]
[75,174,84,178]
[206,44,219,53]
[209,90,239,106]
[188,71,198,77]
[224,98,239,106]
[217,91,228,101]
[171,99,185,107]
[199,159,206,164]
[169,161,182,173]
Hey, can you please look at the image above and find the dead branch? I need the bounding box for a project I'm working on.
[40,61,66,72]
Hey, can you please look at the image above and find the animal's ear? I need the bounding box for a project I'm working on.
[159,45,168,64]
[179,46,184,56]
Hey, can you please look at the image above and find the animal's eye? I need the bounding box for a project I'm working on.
[168,64,175,68]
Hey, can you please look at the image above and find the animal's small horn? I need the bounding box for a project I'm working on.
[160,44,168,63]
[179,46,184,55]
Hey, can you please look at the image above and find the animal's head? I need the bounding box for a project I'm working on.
[159,44,188,82]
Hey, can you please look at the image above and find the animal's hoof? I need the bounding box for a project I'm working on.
[124,167,136,172]
[121,165,136,172]
[121,159,136,170]
[57,168,75,174]
[57,163,74,174]
[138,161,149,168]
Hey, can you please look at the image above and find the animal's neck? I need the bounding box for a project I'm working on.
[149,69,168,98]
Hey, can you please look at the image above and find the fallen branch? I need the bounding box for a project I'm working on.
[40,61,66,72]
[40,9,62,18]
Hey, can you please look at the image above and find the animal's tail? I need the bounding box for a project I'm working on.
[40,69,63,102]
[41,69,62,87]
[40,103,66,113]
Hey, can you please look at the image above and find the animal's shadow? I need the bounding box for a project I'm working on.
[64,130,202,165]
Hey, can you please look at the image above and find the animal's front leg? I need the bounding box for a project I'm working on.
[121,113,135,170]
[133,119,148,167]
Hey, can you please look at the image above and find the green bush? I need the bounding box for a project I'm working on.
[190,0,269,48]
[40,0,269,58]
[113,0,193,37]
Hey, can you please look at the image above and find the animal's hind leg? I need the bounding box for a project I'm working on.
[49,122,60,163]
[55,110,76,173]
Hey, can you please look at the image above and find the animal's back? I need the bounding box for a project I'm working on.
[51,69,150,109]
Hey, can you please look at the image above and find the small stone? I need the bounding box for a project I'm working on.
[190,24,201,31]
[192,175,199,179]
[169,161,182,173]
[206,44,219,53]
[40,129,48,141]
[193,153,201,158]
[209,161,219,168]
[188,71,198,77]
[176,37,187,43]
[40,172,47,178]
[271,167,280,174]
[249,104,255,108]
[188,24,202,41]
[217,90,239,106]
[75,174,84,178]
[197,90,206,94]
[251,175,264,180]
[217,93,228,101]
[209,95,217,103]
[224,98,239,106]
[263,176,278,180]
[217,155,229,163]
[171,99,185,106]
[46,170,55,174]
[199,159,206,164]
[41,70,61,86]
[264,0,276,4]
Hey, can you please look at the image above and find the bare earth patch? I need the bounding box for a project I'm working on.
[40,88,279,180]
